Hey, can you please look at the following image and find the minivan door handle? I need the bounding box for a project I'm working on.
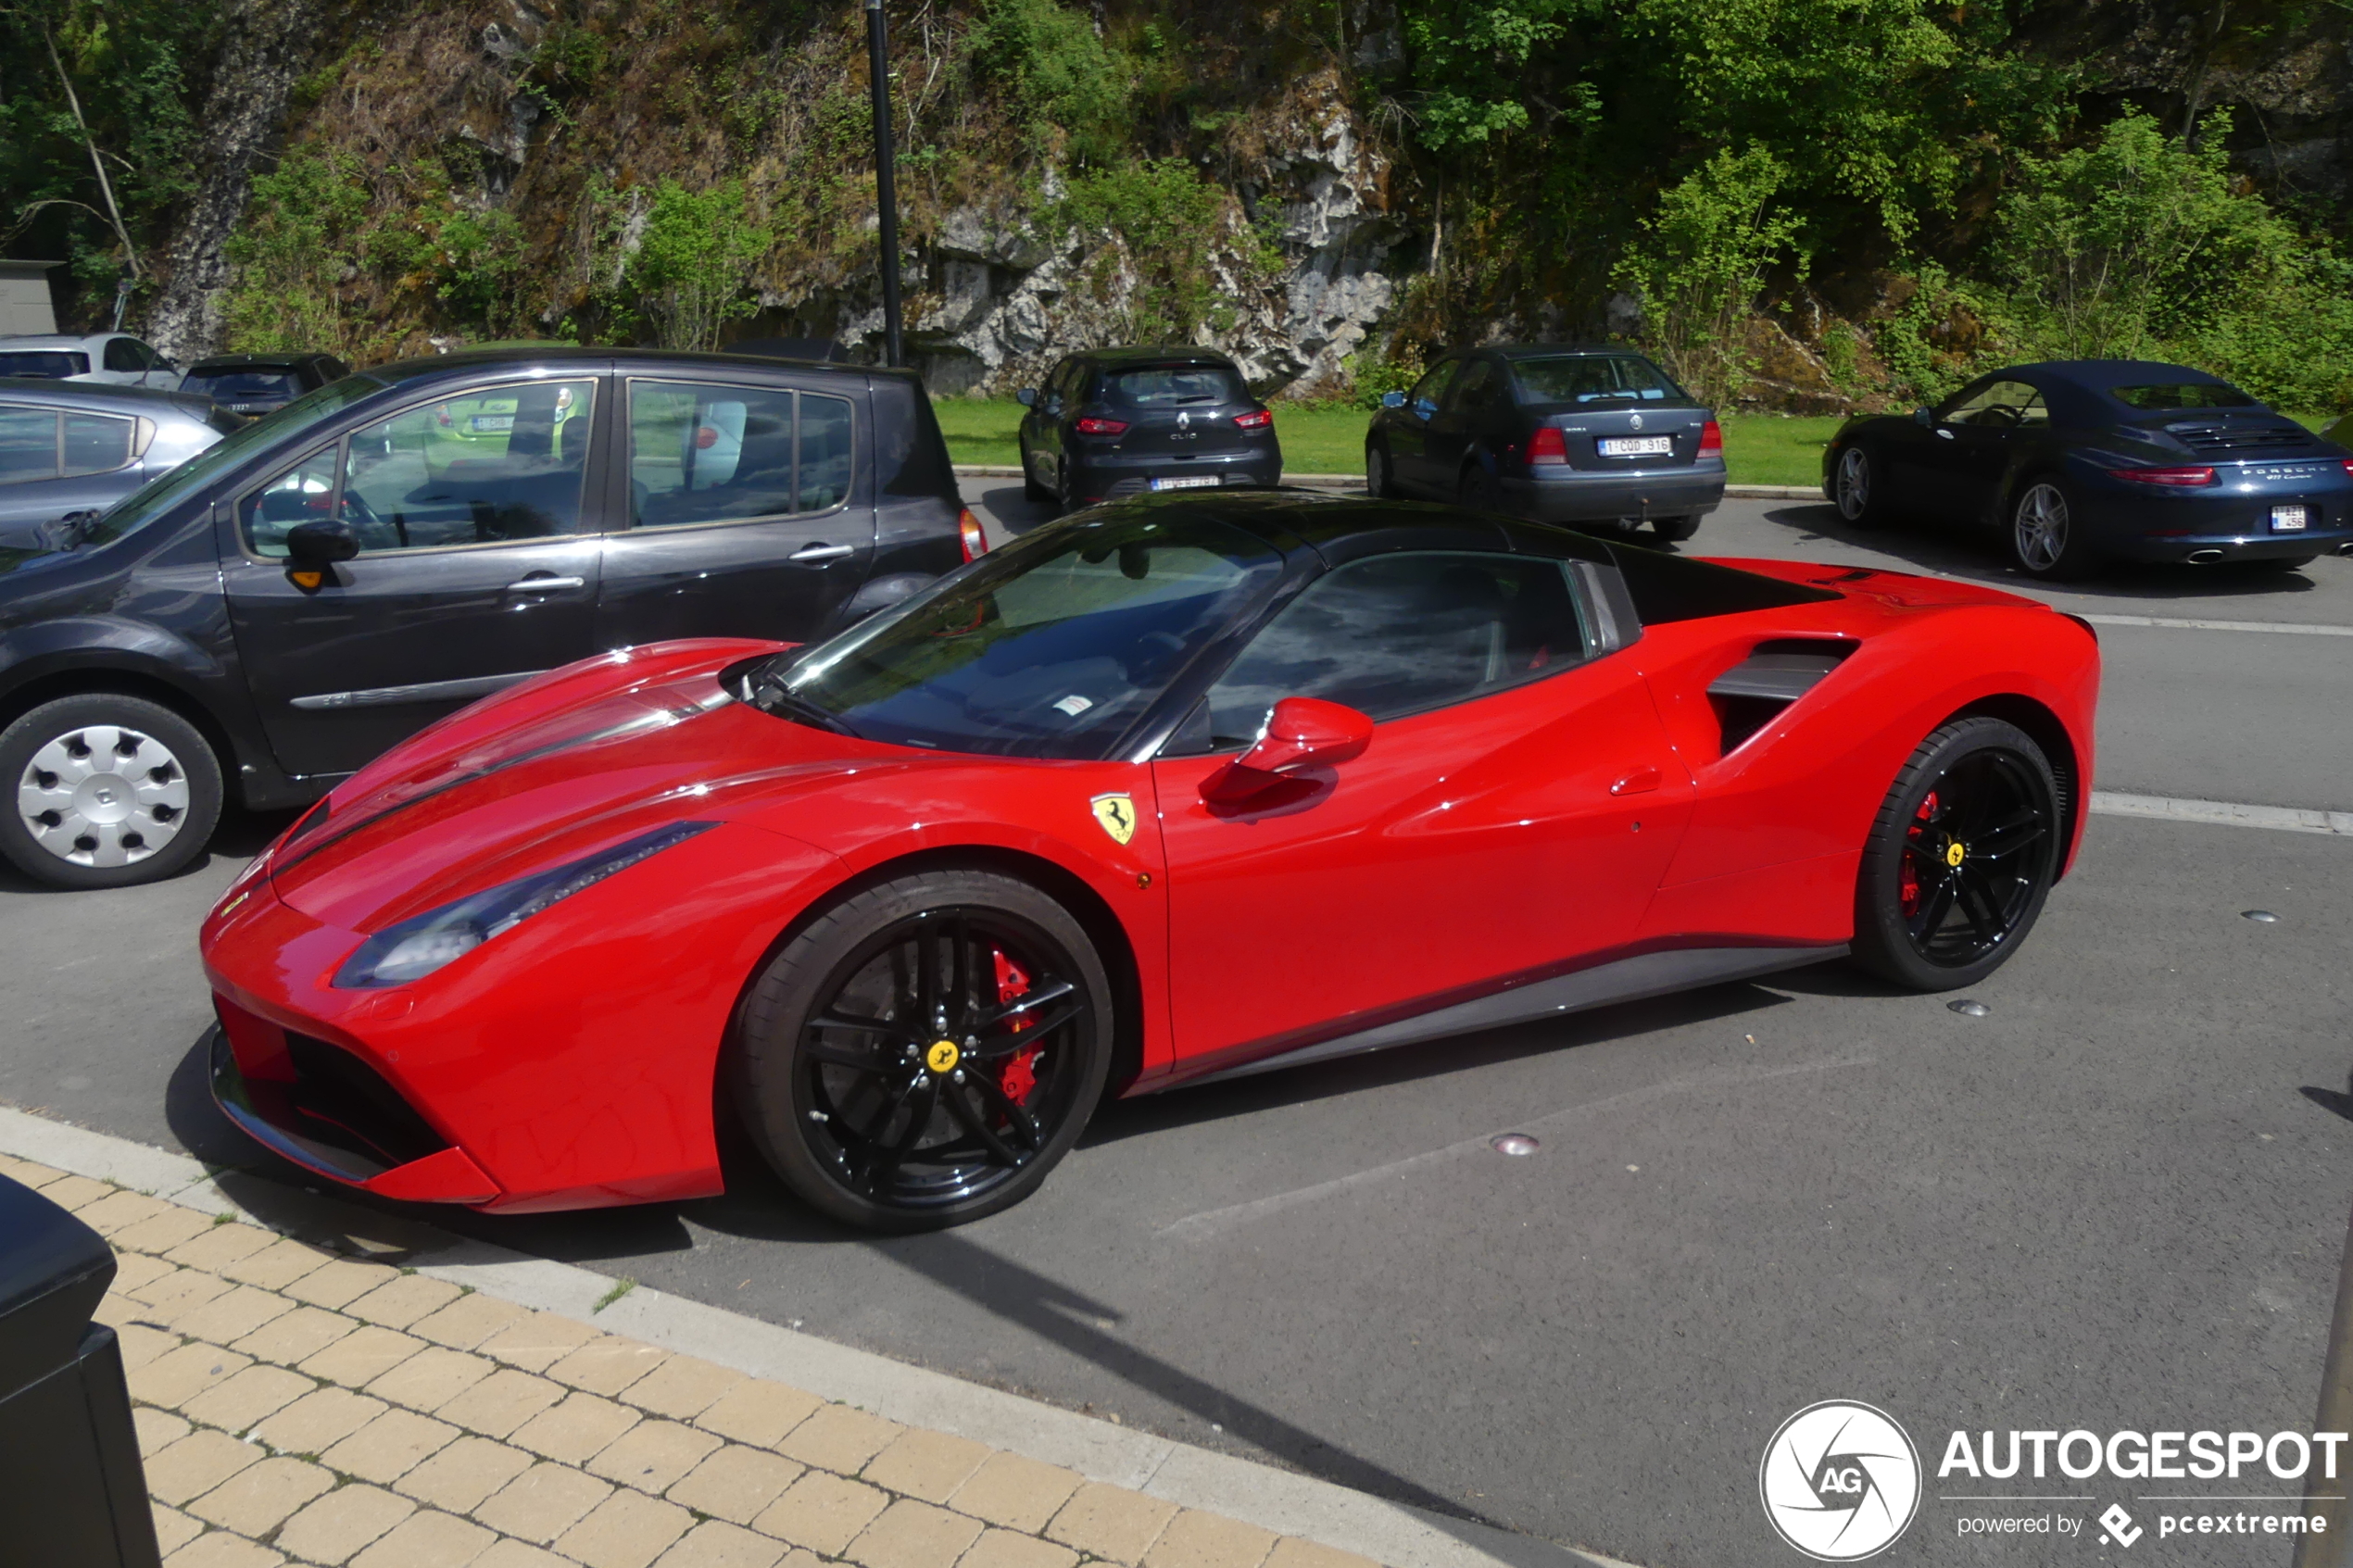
[789,543,855,562]
[504,573,585,594]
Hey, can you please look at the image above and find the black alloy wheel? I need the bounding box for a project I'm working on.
[1851,717,2063,990]
[736,869,1114,1231]
[1458,463,1497,509]
[1020,439,1051,502]
[1366,441,1399,499]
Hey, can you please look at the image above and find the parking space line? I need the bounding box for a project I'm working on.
[2091,792,2353,835]
[2082,614,2353,636]
[1158,1054,1874,1244]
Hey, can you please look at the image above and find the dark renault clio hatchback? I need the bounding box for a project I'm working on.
[1016,347,1281,508]
[0,348,974,888]
[1366,345,1727,542]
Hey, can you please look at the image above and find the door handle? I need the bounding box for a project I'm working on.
[789,543,855,562]
[504,574,585,593]
[1935,428,1955,440]
[1610,765,1663,797]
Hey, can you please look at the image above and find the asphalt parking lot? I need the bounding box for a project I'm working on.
[3,487,2348,1566]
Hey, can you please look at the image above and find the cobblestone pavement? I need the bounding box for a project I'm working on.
[1,1153,1383,1568]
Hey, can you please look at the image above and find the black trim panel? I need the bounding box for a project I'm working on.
[290,670,546,711]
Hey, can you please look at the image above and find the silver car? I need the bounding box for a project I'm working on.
[0,380,235,541]
[0,332,180,388]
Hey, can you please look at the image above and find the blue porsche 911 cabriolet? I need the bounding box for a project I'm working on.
[1822,359,2353,579]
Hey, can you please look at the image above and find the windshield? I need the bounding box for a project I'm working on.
[1103,366,1246,408]
[0,351,89,379]
[2108,383,2259,410]
[82,373,383,548]
[764,512,1285,758]
[1511,356,1682,404]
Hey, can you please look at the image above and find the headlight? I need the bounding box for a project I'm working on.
[333,822,716,988]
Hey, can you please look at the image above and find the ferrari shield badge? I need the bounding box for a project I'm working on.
[1090,793,1139,846]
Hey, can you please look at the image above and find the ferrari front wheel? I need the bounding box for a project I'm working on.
[735,869,1114,1232]
[1851,717,2062,991]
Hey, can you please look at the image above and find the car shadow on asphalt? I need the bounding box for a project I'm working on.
[1755,502,2332,603]
[2303,1073,2353,1123]
[973,483,1061,539]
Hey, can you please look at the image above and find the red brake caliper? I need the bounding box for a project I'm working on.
[992,948,1038,1105]
[1900,790,1938,916]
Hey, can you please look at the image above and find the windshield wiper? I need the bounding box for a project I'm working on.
[749,671,862,737]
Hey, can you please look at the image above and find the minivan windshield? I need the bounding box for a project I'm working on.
[757,512,1285,759]
[82,374,383,549]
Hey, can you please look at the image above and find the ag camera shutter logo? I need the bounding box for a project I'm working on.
[1759,1400,1922,1561]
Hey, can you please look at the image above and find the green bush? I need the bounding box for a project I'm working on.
[1612,146,1805,406]
[223,149,371,355]
[616,179,774,352]
[972,0,1133,166]
[1054,158,1233,342]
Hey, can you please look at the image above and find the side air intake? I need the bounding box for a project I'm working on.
[1707,639,1856,753]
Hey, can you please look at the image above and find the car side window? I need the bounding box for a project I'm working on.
[1059,361,1090,407]
[1177,552,1592,750]
[0,408,59,484]
[1408,360,1458,413]
[630,381,854,528]
[1942,380,2044,430]
[1448,359,1494,413]
[237,378,596,558]
[103,339,144,373]
[62,412,135,475]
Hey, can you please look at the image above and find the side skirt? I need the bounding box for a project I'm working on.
[1176,943,1848,1090]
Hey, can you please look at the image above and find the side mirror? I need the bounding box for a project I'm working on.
[1912,407,1934,426]
[284,521,359,567]
[1204,697,1373,803]
[1380,390,1406,408]
[1015,387,1037,407]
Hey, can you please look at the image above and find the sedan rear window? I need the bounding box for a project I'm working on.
[1511,356,1680,404]
[2108,383,2259,410]
[1104,366,1245,408]
[184,370,302,404]
[764,513,1284,759]
[0,351,89,379]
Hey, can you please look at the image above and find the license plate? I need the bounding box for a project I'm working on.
[1151,475,1221,491]
[2271,504,2309,532]
[1598,436,1673,457]
[470,414,514,433]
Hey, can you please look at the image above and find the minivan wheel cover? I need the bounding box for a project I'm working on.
[2014,483,2069,571]
[16,725,191,867]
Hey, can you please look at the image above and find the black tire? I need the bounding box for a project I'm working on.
[1366,441,1400,499]
[2007,476,2100,580]
[0,693,223,890]
[1651,514,1701,542]
[1020,441,1051,502]
[1850,717,2063,991]
[734,868,1114,1232]
[1457,463,1498,510]
[1054,458,1075,515]
[1831,444,1887,528]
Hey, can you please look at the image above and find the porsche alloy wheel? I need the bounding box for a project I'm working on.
[736,869,1114,1231]
[1852,717,2062,990]
[0,693,223,890]
[1834,445,1881,526]
[2010,479,2095,579]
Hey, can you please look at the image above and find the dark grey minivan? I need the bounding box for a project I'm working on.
[0,348,974,889]
[0,380,235,539]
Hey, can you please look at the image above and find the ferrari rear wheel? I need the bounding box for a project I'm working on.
[1851,717,2062,991]
[735,869,1114,1232]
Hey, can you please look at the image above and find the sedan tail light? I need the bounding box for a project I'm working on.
[1233,409,1273,431]
[1074,416,1128,435]
[2343,459,2353,477]
[2118,465,2218,486]
[957,507,988,561]
[1528,427,1568,467]
[1697,420,1724,457]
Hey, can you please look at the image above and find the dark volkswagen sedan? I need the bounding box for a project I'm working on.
[0,380,236,537]
[1016,347,1281,508]
[0,347,976,889]
[1366,345,1725,542]
[1824,359,2353,578]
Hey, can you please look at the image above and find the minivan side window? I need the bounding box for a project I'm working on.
[629,382,854,528]
[238,378,595,557]
[0,409,59,483]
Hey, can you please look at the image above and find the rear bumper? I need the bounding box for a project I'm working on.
[1068,447,1281,503]
[1498,463,1727,522]
[2097,528,2353,563]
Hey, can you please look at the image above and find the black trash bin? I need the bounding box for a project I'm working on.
[0,1173,163,1568]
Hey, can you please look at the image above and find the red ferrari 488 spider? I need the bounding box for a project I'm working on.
[203,494,2099,1231]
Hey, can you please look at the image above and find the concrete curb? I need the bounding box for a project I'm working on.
[0,1103,1624,1568]
[950,465,1821,501]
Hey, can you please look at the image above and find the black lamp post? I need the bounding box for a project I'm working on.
[865,0,904,368]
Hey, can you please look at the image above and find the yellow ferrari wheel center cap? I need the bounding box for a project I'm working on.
[926,1040,962,1073]
[1944,840,1967,869]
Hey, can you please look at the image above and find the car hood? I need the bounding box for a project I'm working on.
[266,639,889,932]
